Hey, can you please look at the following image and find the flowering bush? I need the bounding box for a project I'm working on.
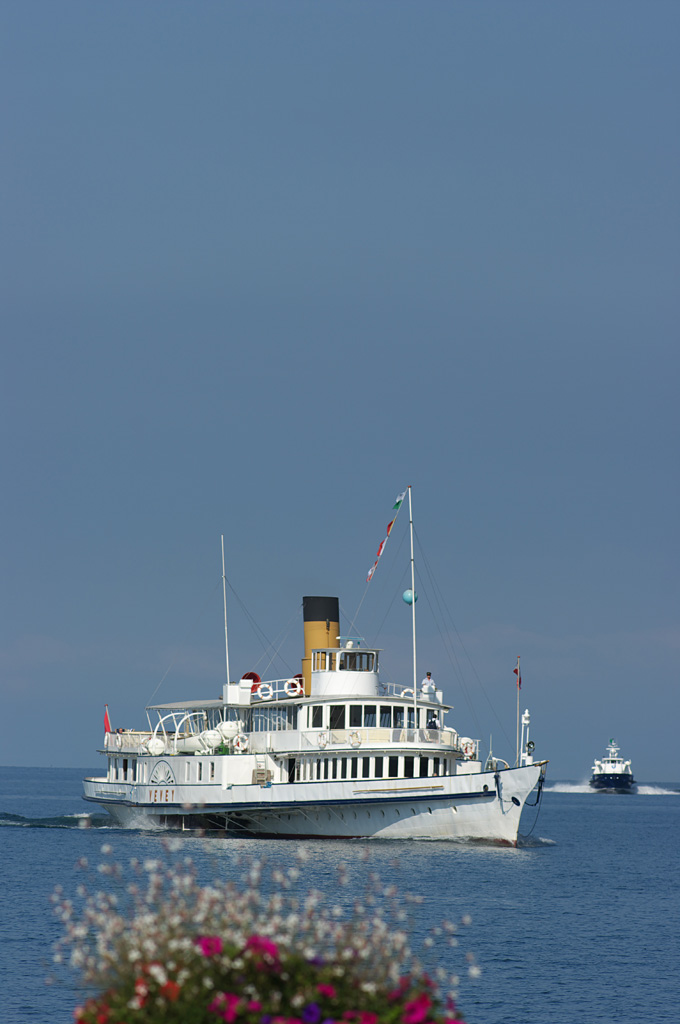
[52,843,474,1024]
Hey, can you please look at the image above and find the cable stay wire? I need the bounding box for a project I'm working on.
[413,527,515,752]
[145,579,223,706]
[223,580,300,680]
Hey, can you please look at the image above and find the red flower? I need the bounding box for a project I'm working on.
[317,984,337,998]
[160,980,181,1002]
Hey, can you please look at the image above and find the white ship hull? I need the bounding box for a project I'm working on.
[83,759,544,843]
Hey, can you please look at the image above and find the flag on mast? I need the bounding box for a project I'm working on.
[513,660,522,689]
[366,490,406,582]
[104,705,112,733]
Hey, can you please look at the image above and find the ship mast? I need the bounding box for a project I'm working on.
[408,485,418,728]
[221,535,231,686]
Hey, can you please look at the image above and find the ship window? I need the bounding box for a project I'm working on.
[122,758,128,779]
[433,758,440,776]
[324,759,330,780]
[364,706,376,727]
[407,708,414,729]
[210,762,215,781]
[312,706,323,728]
[330,705,346,730]
[420,757,429,778]
[185,762,191,782]
[404,756,415,779]
[351,756,358,779]
[198,763,203,782]
[393,706,404,728]
[374,757,384,778]
[380,706,392,727]
[332,758,338,780]
[316,758,321,780]
[388,756,399,778]
[362,756,370,778]
[349,705,362,727]
[341,757,348,779]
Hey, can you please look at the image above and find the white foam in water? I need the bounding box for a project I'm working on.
[547,782,680,795]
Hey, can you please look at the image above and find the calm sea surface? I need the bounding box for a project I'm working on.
[1,766,679,1024]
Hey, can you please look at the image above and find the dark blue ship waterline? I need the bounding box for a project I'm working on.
[1,767,679,1024]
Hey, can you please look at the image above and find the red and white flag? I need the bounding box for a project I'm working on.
[513,662,522,690]
[366,489,407,583]
[104,705,112,733]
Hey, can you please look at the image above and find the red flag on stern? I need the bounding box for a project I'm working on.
[104,705,112,733]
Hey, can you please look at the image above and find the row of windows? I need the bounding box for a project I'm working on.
[109,758,219,784]
[312,650,376,672]
[289,754,452,783]
[308,704,440,730]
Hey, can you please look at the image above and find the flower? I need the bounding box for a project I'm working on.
[197,935,224,957]
[403,993,433,1024]
[245,934,280,961]
[317,984,336,998]
[53,848,470,1024]
[159,979,181,1001]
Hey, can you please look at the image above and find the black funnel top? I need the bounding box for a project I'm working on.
[303,596,339,623]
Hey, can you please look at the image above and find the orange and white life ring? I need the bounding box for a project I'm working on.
[349,731,362,748]
[461,740,476,758]
[284,678,304,697]
[234,734,249,753]
[317,732,329,749]
[400,688,414,699]
[255,683,274,701]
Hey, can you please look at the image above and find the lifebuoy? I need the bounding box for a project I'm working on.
[461,740,475,757]
[349,731,362,748]
[400,688,414,698]
[255,683,273,701]
[234,734,249,753]
[317,732,329,749]
[284,678,304,697]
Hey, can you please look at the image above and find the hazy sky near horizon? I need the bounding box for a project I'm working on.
[2,2,678,782]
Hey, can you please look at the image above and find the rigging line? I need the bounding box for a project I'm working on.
[247,605,301,680]
[224,582,299,678]
[355,531,409,644]
[416,566,484,736]
[413,529,514,751]
[146,580,223,706]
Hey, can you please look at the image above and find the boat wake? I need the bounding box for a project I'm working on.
[546,783,679,796]
[0,812,115,829]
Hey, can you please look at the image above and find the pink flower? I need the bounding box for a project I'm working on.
[358,1014,378,1024]
[388,977,411,1001]
[247,1001,263,1011]
[402,993,432,1024]
[245,934,280,960]
[208,992,240,1023]
[197,935,224,957]
[317,984,336,998]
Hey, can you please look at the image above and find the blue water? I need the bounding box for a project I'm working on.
[1,767,679,1023]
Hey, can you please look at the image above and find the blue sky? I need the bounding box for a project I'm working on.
[2,2,678,781]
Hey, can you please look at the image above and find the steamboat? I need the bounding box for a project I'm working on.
[83,490,547,842]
